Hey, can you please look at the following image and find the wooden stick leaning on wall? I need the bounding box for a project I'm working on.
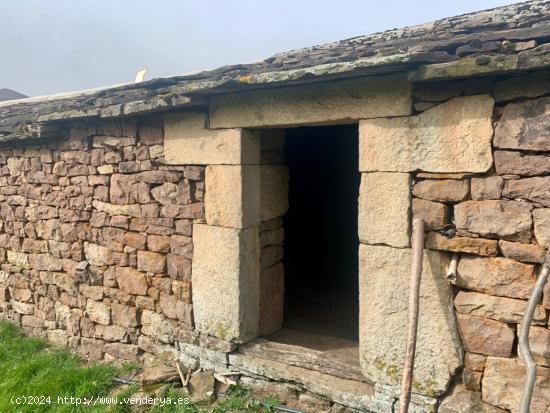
[518,247,550,413]
[398,219,426,413]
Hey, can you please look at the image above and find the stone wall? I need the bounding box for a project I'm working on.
[410,70,550,412]
[0,70,548,412]
[0,115,205,364]
[358,69,550,411]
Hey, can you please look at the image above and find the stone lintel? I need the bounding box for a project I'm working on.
[209,74,412,129]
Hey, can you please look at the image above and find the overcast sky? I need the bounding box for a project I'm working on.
[1,0,517,97]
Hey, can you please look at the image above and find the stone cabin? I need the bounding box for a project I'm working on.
[0,1,549,412]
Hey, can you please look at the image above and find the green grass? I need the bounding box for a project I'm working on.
[0,320,122,413]
[145,384,280,413]
[0,321,280,413]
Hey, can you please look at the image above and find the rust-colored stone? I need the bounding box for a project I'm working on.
[425,232,498,256]
[456,314,515,357]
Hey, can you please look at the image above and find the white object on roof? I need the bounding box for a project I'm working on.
[134,66,148,83]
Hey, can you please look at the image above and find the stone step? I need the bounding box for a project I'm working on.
[239,337,367,383]
[229,352,392,412]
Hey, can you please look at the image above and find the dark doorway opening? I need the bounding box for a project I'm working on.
[281,124,360,342]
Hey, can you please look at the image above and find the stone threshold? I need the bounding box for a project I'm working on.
[239,337,367,384]
[229,352,383,412]
[177,335,439,411]
[227,338,438,412]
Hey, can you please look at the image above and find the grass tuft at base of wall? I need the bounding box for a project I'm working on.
[0,320,279,412]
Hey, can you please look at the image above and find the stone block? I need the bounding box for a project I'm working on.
[412,179,469,203]
[358,172,411,248]
[471,176,504,200]
[104,343,140,361]
[359,244,462,396]
[360,95,494,173]
[499,240,546,264]
[204,165,260,229]
[260,129,285,164]
[147,235,171,253]
[528,326,550,367]
[92,200,141,217]
[439,383,507,413]
[7,251,29,268]
[494,96,550,151]
[123,232,147,250]
[192,224,260,342]
[503,176,550,207]
[454,291,546,324]
[29,254,63,271]
[457,314,515,357]
[166,254,191,279]
[412,198,449,230]
[493,70,550,103]
[110,174,151,205]
[260,165,289,221]
[80,337,104,360]
[115,267,148,295]
[259,262,284,336]
[12,300,34,315]
[455,256,535,300]
[495,150,550,176]
[47,330,69,347]
[163,112,260,165]
[86,299,111,326]
[141,310,177,344]
[209,75,412,128]
[534,208,550,247]
[137,251,166,273]
[95,324,128,342]
[93,136,136,148]
[425,232,498,256]
[109,304,138,329]
[482,357,550,412]
[465,353,486,372]
[463,369,482,392]
[454,200,533,242]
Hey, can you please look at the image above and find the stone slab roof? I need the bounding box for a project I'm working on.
[1,0,549,141]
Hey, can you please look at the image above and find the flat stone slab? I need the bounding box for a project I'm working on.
[454,200,533,243]
[228,353,395,412]
[454,290,546,325]
[209,74,412,129]
[455,256,535,300]
[359,244,462,396]
[360,95,494,173]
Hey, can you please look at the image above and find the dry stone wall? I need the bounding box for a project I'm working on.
[410,70,550,412]
[0,69,548,412]
[0,115,206,365]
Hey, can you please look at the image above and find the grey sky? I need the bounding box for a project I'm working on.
[1,0,517,97]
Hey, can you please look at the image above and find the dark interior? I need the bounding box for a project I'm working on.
[282,124,360,342]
